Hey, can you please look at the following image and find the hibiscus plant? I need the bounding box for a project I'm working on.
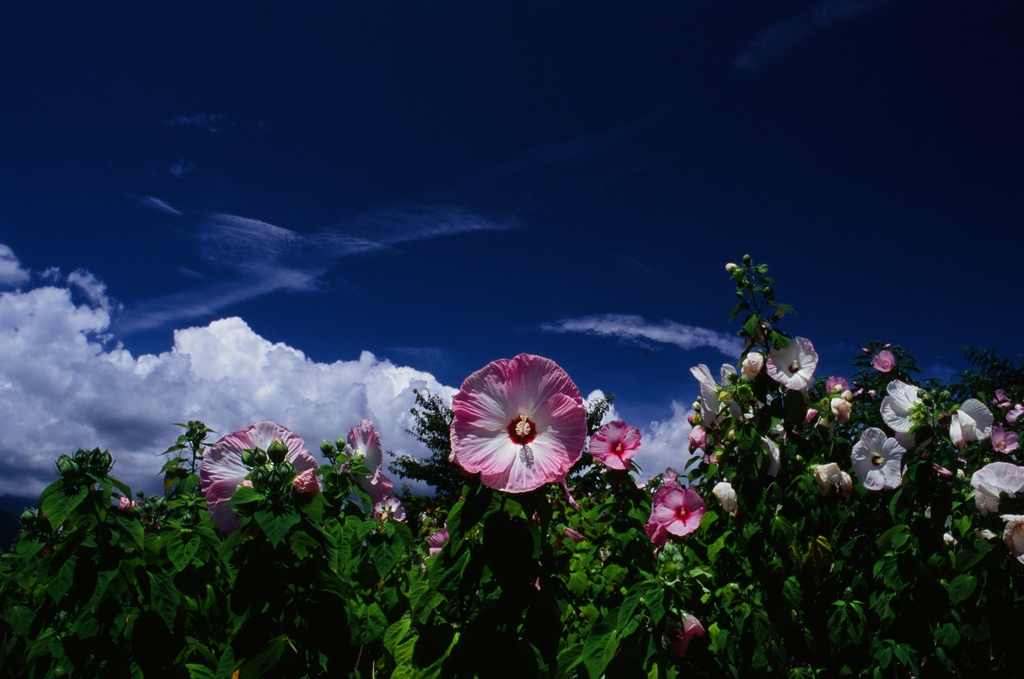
[1,256,1022,678]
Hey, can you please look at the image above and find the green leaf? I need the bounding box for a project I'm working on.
[934,623,960,648]
[355,603,389,644]
[875,525,908,550]
[384,618,412,655]
[186,664,216,679]
[149,569,180,631]
[41,485,90,528]
[582,620,618,679]
[783,577,802,607]
[255,509,301,547]
[370,536,403,579]
[47,554,78,602]
[239,636,287,679]
[947,574,977,606]
[15,537,46,562]
[4,605,36,637]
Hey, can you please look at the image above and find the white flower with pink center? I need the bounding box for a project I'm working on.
[200,421,318,534]
[347,420,393,504]
[879,380,922,433]
[970,462,1024,515]
[449,354,588,493]
[589,420,641,471]
[850,427,905,490]
[373,497,406,522]
[1001,515,1024,564]
[950,399,994,450]
[766,337,818,391]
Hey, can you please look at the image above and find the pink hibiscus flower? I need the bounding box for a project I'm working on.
[200,421,318,534]
[872,350,895,373]
[826,376,849,394]
[669,614,706,658]
[427,527,449,556]
[449,354,588,493]
[348,420,394,504]
[647,481,706,546]
[992,425,1020,455]
[590,420,641,470]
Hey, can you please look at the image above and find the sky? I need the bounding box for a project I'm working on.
[0,1,1021,498]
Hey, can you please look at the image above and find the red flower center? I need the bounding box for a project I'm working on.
[788,359,801,374]
[507,415,538,445]
[613,442,624,456]
[676,506,690,522]
[870,452,884,467]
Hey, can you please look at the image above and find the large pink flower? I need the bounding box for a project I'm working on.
[450,354,588,493]
[589,420,641,470]
[766,337,818,391]
[850,427,905,490]
[648,481,706,543]
[200,421,318,533]
[348,420,393,504]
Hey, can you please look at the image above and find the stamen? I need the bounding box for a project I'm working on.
[519,444,534,467]
[515,414,532,438]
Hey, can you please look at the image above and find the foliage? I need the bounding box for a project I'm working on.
[2,257,1023,678]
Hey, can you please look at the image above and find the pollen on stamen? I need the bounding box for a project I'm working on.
[788,359,801,374]
[515,415,531,438]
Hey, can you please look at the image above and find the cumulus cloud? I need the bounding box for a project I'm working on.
[0,278,455,498]
[734,0,891,74]
[639,401,697,480]
[0,245,30,287]
[542,314,742,357]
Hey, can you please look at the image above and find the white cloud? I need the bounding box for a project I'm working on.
[542,314,743,357]
[0,279,455,498]
[165,113,232,133]
[130,195,184,216]
[734,0,891,74]
[639,401,697,481]
[117,206,515,334]
[0,244,31,288]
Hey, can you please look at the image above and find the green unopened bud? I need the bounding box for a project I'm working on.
[241,448,257,467]
[267,438,288,464]
[336,438,348,454]
[320,440,335,456]
[19,508,36,527]
[743,254,752,265]
[96,450,113,473]
[56,454,78,476]
[276,460,296,480]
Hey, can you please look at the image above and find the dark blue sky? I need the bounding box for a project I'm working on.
[0,1,1021,494]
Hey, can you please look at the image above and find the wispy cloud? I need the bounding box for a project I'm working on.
[542,314,742,357]
[165,113,232,134]
[130,194,184,216]
[169,159,199,178]
[117,205,515,333]
[734,0,892,74]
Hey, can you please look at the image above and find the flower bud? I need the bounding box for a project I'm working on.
[741,352,764,379]
[241,448,258,467]
[267,438,289,465]
[841,390,853,401]
[336,438,349,454]
[19,508,37,528]
[836,472,851,496]
[320,440,335,456]
[712,481,737,512]
[292,468,321,496]
[725,263,738,273]
[56,454,78,477]
[742,254,752,265]
[276,460,297,481]
[773,308,785,321]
